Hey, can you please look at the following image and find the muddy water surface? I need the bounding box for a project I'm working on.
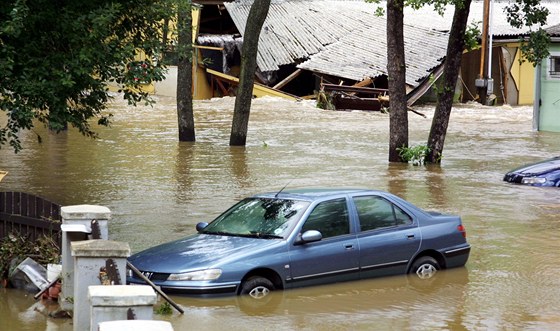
[1,96,559,330]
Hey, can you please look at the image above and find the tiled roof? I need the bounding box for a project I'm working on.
[547,23,560,36]
[225,0,447,86]
[223,0,560,86]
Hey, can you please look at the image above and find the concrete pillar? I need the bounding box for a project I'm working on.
[98,320,174,331]
[60,205,111,311]
[89,285,158,331]
[71,240,130,331]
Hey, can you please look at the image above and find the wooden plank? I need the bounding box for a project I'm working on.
[6,192,13,214]
[206,68,299,100]
[273,69,302,90]
[352,78,373,88]
[332,96,382,111]
[322,83,388,95]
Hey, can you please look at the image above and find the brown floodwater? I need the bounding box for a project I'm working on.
[1,95,559,330]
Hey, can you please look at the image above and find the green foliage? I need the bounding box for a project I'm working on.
[505,0,550,66]
[519,29,551,66]
[464,21,481,52]
[155,302,173,315]
[0,232,60,280]
[0,0,176,152]
[505,0,549,29]
[316,91,335,110]
[397,144,431,166]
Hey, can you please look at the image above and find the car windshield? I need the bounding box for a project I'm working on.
[201,198,310,239]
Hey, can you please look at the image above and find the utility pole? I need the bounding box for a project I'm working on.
[475,0,494,105]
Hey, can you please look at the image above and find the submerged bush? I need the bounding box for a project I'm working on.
[397,145,431,166]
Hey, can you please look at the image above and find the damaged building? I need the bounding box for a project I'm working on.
[152,0,560,109]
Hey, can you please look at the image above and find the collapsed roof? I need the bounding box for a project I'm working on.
[221,0,560,88]
[224,0,448,87]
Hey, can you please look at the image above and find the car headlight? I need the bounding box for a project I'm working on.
[521,177,546,184]
[167,269,222,281]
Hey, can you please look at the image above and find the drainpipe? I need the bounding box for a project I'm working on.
[533,63,541,131]
[486,0,494,103]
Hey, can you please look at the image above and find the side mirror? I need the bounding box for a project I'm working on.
[295,230,322,245]
[196,222,208,232]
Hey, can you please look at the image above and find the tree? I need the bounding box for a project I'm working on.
[229,0,271,146]
[425,0,549,163]
[425,0,472,163]
[0,0,174,152]
[386,0,408,162]
[176,0,195,142]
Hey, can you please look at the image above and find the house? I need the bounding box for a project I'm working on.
[153,0,560,108]
[404,1,560,106]
[534,24,560,132]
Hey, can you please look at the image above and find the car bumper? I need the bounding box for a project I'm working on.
[127,277,239,296]
[443,244,471,269]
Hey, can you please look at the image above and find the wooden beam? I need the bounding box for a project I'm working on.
[273,69,302,90]
[352,78,373,87]
[192,45,224,51]
[322,83,388,95]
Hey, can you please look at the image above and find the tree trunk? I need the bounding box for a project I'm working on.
[177,0,195,142]
[426,0,472,163]
[229,0,271,146]
[386,0,408,162]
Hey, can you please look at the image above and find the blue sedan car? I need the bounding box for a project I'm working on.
[127,189,470,299]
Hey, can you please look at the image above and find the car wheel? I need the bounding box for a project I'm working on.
[240,276,275,299]
[410,256,439,280]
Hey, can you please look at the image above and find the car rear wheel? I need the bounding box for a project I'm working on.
[410,256,439,279]
[240,276,275,299]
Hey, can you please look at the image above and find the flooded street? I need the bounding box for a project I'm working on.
[1,95,560,330]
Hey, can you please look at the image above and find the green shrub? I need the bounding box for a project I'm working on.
[397,145,431,166]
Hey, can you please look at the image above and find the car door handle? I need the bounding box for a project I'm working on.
[344,243,355,250]
[407,234,415,239]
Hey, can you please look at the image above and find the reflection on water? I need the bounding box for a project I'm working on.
[1,96,560,330]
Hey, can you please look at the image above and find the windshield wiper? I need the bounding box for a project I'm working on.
[203,230,282,239]
[201,231,233,236]
[246,232,283,239]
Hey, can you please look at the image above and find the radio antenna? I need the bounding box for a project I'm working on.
[275,180,293,198]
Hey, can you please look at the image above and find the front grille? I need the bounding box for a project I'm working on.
[503,173,522,183]
[135,271,170,281]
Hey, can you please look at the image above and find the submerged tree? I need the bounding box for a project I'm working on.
[176,0,195,142]
[425,0,473,163]
[373,0,549,164]
[386,0,408,162]
[0,0,174,152]
[425,0,549,163]
[229,0,271,146]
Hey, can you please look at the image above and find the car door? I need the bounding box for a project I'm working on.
[352,195,421,279]
[287,198,360,288]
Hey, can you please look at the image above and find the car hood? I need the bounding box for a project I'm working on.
[128,234,283,273]
[509,157,560,175]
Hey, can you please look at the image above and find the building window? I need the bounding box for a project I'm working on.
[549,55,560,79]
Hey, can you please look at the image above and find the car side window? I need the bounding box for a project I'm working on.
[353,196,412,231]
[301,198,349,238]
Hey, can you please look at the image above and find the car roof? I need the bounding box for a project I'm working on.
[510,156,560,174]
[254,188,384,201]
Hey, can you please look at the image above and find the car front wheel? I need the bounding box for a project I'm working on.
[240,276,275,299]
[410,256,439,279]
